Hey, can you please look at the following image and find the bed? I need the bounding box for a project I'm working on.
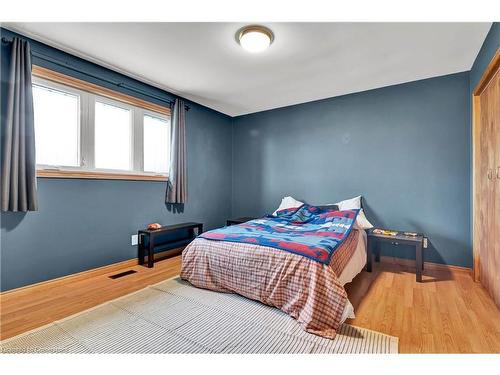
[181,204,368,339]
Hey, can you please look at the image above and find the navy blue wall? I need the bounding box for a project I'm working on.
[470,23,499,91]
[0,29,233,291]
[232,72,471,267]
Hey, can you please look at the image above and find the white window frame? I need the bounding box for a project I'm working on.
[32,76,170,181]
[32,77,84,170]
[93,95,135,172]
[141,109,171,174]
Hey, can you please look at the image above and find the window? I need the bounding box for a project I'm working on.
[143,114,170,174]
[32,67,171,181]
[33,84,80,167]
[94,101,132,171]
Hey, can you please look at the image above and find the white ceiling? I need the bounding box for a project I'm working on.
[4,22,492,116]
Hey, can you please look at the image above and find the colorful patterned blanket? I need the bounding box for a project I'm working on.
[200,204,360,264]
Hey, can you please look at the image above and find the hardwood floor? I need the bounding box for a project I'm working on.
[345,260,500,353]
[1,255,499,353]
[0,254,182,341]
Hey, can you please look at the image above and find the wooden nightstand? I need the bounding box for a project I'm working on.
[367,229,425,282]
[226,217,257,226]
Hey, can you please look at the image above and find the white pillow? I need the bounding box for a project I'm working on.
[336,195,362,210]
[334,195,373,230]
[354,210,374,230]
[272,196,304,215]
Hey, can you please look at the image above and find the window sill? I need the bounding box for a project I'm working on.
[36,169,168,182]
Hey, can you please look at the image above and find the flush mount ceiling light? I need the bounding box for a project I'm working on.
[236,25,274,53]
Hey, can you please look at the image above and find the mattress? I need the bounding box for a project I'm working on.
[337,230,367,323]
[181,229,364,338]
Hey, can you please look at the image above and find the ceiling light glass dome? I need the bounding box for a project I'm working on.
[237,25,274,53]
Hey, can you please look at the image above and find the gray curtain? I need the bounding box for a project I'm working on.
[1,38,38,212]
[165,98,187,204]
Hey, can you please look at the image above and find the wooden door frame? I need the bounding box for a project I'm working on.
[472,48,500,282]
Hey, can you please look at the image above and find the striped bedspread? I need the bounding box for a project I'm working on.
[180,229,360,339]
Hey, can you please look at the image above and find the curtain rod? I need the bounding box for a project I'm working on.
[1,37,190,111]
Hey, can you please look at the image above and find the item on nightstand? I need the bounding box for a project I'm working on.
[403,231,418,237]
[372,228,398,236]
[147,223,162,230]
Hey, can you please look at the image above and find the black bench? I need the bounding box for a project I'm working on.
[226,217,257,226]
[138,222,203,268]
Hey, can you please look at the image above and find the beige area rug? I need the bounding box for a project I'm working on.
[1,277,398,353]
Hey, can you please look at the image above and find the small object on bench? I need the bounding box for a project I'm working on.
[367,228,425,282]
[138,222,203,268]
[147,223,162,230]
[226,217,257,226]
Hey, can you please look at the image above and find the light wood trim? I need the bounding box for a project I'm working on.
[32,65,170,116]
[379,255,472,275]
[473,48,500,95]
[472,47,500,282]
[0,246,184,296]
[472,94,482,282]
[36,169,167,182]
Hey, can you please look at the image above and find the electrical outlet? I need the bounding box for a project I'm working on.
[131,234,138,246]
[423,237,428,249]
